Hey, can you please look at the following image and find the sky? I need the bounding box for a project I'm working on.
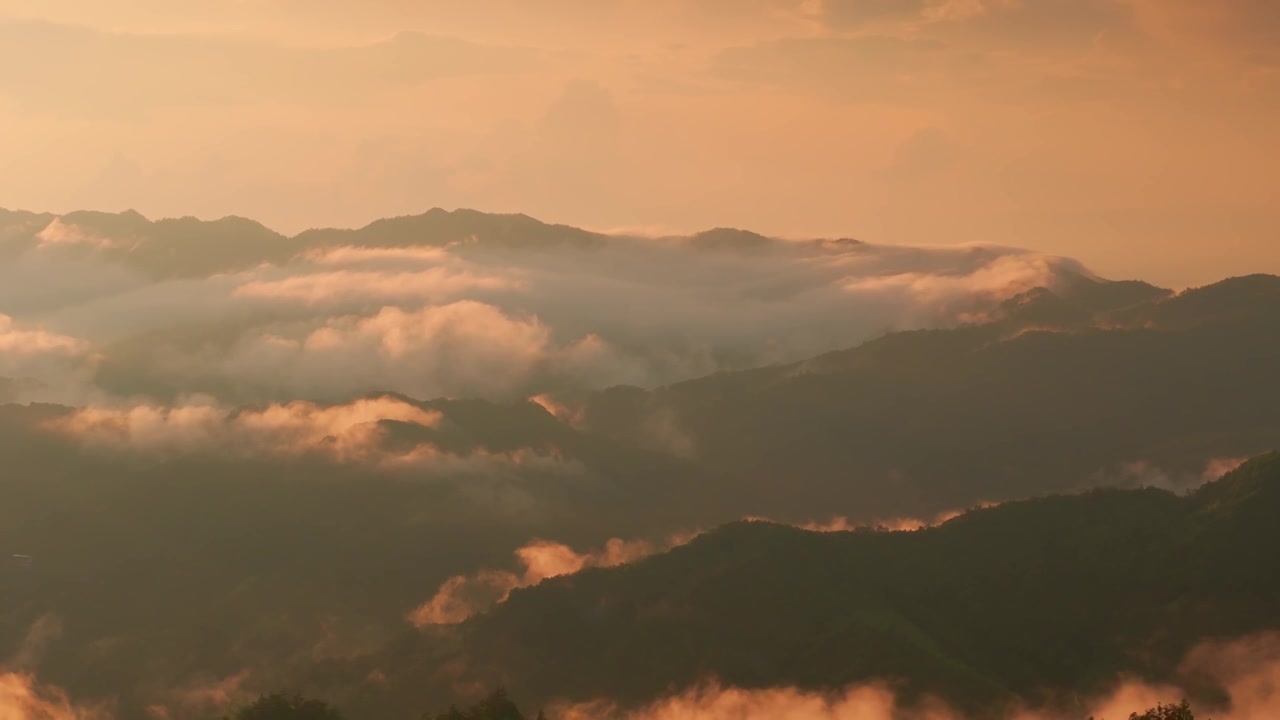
[0,0,1276,287]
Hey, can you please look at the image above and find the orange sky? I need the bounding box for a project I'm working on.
[0,0,1276,286]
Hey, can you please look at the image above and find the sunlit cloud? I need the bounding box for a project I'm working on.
[410,533,697,626]
[0,315,87,355]
[45,396,441,459]
[552,632,1280,719]
[410,504,1010,628]
[0,213,1099,404]
[0,672,109,720]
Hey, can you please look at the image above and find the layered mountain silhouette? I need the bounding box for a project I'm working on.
[351,453,1280,719]
[571,273,1280,522]
[1,206,811,280]
[2,207,1280,718]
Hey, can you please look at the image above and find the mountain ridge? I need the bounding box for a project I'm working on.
[354,453,1280,719]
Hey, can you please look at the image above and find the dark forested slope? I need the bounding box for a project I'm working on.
[362,453,1280,719]
[577,275,1280,521]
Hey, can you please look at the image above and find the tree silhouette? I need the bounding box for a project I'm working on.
[1129,701,1201,720]
[225,692,344,720]
[424,688,527,720]
[1090,699,1204,720]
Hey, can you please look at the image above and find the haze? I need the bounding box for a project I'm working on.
[1,0,1276,287]
[5,3,1280,720]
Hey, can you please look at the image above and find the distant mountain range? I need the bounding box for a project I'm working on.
[1,207,1279,719]
[0,207,849,280]
[2,206,1106,402]
[572,271,1280,522]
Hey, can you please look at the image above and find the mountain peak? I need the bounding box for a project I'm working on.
[1145,274,1280,328]
[689,227,774,251]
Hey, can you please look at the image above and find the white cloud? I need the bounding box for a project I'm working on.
[218,301,588,401]
[46,396,441,459]
[2,214,1096,404]
[35,219,115,250]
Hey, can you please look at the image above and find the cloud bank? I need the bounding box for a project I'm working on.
[0,210,1093,406]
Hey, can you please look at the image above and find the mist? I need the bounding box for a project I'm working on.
[0,209,1090,406]
[550,633,1280,720]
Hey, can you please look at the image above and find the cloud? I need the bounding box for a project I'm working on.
[839,251,1077,319]
[6,616,64,673]
[551,632,1280,719]
[0,673,109,720]
[1,212,1097,404]
[44,396,588,518]
[3,0,1276,289]
[410,534,694,626]
[0,314,96,403]
[304,245,455,266]
[232,245,516,305]
[1096,456,1254,495]
[788,503,997,533]
[552,682,951,720]
[46,396,441,459]
[215,301,609,402]
[409,504,1006,628]
[1202,456,1249,483]
[528,393,586,427]
[0,315,87,355]
[233,269,515,305]
[34,219,115,250]
[144,671,251,720]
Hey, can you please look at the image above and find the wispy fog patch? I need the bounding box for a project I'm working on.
[232,244,516,306]
[302,245,454,266]
[35,219,115,250]
[528,393,586,427]
[43,396,587,516]
[412,505,1012,628]
[1202,456,1250,483]
[213,301,609,402]
[6,615,63,673]
[379,444,590,519]
[410,534,696,627]
[232,269,513,305]
[0,315,96,404]
[145,671,250,720]
[46,396,441,459]
[552,683,954,720]
[0,315,87,355]
[1099,456,1255,495]
[0,672,109,720]
[840,251,1078,322]
[551,633,1280,719]
[382,445,585,478]
[773,502,1000,533]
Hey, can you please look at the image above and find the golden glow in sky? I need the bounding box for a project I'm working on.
[0,0,1276,285]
